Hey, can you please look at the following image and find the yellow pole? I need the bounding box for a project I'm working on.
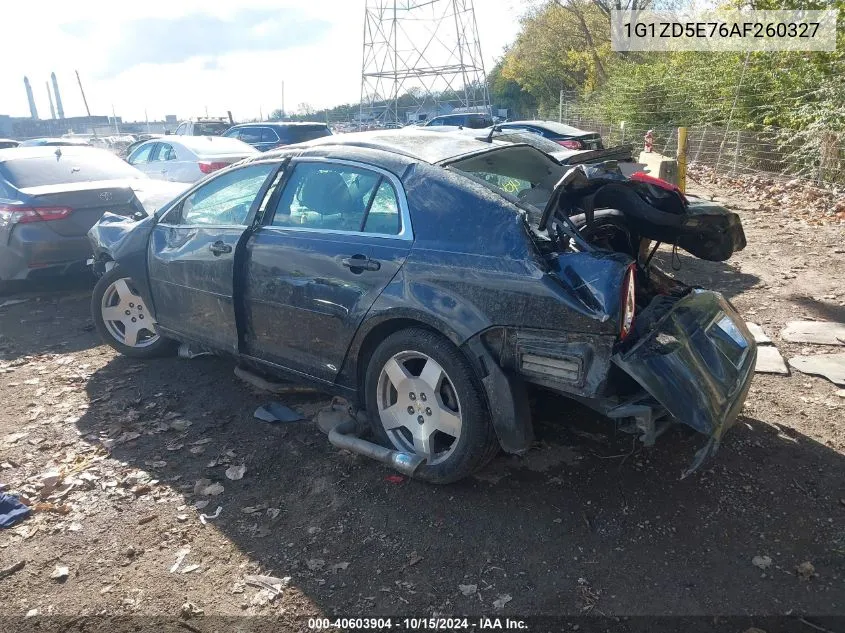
[677,127,688,193]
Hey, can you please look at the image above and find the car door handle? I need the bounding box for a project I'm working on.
[342,255,380,272]
[209,241,232,256]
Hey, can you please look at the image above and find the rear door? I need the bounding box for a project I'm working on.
[126,142,157,177]
[147,162,279,352]
[242,158,413,382]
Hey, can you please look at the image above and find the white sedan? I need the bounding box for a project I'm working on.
[125,136,258,183]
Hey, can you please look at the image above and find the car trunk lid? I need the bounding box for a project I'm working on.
[18,180,142,237]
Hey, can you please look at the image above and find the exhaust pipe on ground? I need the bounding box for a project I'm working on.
[328,418,426,477]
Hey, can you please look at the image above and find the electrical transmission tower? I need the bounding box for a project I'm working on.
[360,0,490,126]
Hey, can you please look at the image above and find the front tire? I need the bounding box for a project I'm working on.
[91,266,175,358]
[364,328,499,484]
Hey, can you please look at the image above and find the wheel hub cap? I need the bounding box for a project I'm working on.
[101,278,160,348]
[376,351,462,465]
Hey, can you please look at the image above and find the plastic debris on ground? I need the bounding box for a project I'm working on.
[0,492,31,528]
[199,506,222,525]
[254,402,306,424]
[755,346,789,375]
[745,322,772,344]
[788,353,845,386]
[781,321,845,346]
[385,474,405,484]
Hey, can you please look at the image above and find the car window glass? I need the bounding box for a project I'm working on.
[287,127,330,143]
[272,162,380,231]
[129,144,154,164]
[0,180,12,199]
[180,163,275,226]
[363,180,400,235]
[156,144,176,161]
[261,128,280,143]
[223,129,240,139]
[175,123,186,135]
[427,118,442,127]
[256,169,285,217]
[238,127,264,144]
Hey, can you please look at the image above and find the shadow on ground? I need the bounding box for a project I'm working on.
[73,353,845,617]
[651,250,759,300]
[0,274,98,361]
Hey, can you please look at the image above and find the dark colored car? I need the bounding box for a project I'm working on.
[421,113,495,129]
[224,122,332,152]
[0,139,20,150]
[497,120,604,150]
[0,146,187,290]
[87,130,755,484]
[19,137,92,147]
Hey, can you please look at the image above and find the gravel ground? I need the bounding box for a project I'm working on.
[0,184,843,632]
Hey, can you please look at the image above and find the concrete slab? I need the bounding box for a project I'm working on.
[746,322,772,344]
[788,353,845,386]
[755,346,788,375]
[781,321,845,346]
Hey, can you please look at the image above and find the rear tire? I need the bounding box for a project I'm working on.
[91,266,175,358]
[364,328,499,484]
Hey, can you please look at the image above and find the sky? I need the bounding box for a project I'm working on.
[1,0,526,123]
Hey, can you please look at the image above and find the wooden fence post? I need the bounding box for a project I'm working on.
[677,127,688,193]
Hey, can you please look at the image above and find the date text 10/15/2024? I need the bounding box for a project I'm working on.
[308,617,529,630]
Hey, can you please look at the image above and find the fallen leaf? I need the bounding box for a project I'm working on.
[796,561,815,580]
[306,558,325,571]
[225,465,246,481]
[752,555,772,570]
[493,594,512,609]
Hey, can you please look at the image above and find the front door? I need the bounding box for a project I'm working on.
[147,162,279,352]
[242,159,413,382]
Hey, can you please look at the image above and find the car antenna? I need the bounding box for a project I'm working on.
[484,125,502,143]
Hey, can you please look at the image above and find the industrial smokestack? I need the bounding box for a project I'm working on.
[46,82,56,119]
[51,72,65,119]
[23,76,38,119]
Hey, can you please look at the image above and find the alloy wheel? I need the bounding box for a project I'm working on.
[100,278,160,348]
[376,350,463,465]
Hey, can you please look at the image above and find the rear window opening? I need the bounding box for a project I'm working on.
[282,126,332,144]
[194,122,230,136]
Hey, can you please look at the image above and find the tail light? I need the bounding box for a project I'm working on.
[630,171,685,195]
[620,264,636,340]
[198,161,230,174]
[0,205,73,225]
[556,139,583,150]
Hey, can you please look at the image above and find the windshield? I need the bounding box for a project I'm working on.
[447,145,565,216]
[194,121,230,136]
[0,149,142,188]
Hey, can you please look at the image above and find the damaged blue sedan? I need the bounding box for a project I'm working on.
[88,130,756,483]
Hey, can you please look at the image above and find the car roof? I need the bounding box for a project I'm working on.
[284,129,516,165]
[149,136,256,153]
[0,145,113,163]
[232,121,328,128]
[500,120,593,136]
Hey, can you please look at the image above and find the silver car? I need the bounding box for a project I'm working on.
[126,136,258,183]
[0,146,187,291]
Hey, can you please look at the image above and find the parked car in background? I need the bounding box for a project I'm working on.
[421,112,494,129]
[19,137,92,147]
[125,136,257,183]
[496,120,604,150]
[0,139,20,149]
[173,118,232,137]
[0,146,186,290]
[88,130,754,484]
[121,134,163,159]
[223,122,332,152]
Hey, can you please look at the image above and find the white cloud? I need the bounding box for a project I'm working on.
[0,0,525,122]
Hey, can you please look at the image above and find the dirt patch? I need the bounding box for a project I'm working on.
[0,185,843,626]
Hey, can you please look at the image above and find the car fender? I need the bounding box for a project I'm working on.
[88,212,157,319]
